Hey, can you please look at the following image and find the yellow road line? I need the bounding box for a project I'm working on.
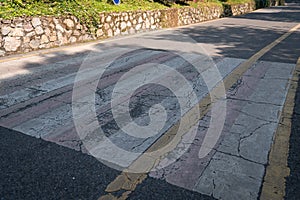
[260,57,300,200]
[99,23,300,200]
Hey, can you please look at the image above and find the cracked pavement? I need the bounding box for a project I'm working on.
[1,4,300,200]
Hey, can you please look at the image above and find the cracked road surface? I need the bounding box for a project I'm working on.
[1,5,300,200]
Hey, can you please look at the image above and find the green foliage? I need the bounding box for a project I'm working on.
[225,0,254,4]
[188,0,223,8]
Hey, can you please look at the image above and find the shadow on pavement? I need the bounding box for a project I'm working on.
[236,6,300,23]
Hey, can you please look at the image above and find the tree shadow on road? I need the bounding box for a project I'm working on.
[235,6,300,23]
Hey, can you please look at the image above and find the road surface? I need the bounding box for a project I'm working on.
[0,5,300,200]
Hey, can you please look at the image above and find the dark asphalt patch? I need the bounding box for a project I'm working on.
[128,176,215,200]
[0,126,119,200]
[285,74,300,199]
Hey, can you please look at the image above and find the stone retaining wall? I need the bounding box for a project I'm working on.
[0,2,255,57]
[178,6,223,26]
[230,3,256,16]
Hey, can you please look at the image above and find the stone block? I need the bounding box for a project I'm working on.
[4,37,21,51]
[35,26,44,35]
[32,17,42,28]
[64,19,75,29]
[1,26,12,36]
[29,39,40,49]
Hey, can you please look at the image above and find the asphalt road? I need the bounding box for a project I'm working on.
[0,126,119,199]
[285,75,300,199]
[0,5,300,200]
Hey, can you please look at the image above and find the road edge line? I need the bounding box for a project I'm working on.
[260,57,300,200]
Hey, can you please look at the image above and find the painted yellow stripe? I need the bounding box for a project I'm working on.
[260,57,300,200]
[99,23,300,200]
